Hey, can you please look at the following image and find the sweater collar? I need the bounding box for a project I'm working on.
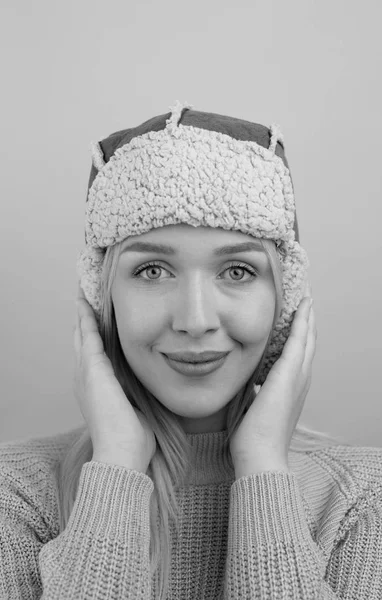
[182,429,235,486]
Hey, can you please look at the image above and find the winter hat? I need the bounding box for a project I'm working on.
[76,100,309,385]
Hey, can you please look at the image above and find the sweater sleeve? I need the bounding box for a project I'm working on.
[224,470,374,600]
[0,460,154,599]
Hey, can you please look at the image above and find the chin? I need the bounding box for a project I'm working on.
[150,385,236,417]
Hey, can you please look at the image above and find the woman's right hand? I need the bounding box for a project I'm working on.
[73,283,157,473]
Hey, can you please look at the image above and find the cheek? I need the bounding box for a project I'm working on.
[112,285,165,350]
[230,291,275,346]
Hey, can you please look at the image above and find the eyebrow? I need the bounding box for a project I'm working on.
[120,240,265,256]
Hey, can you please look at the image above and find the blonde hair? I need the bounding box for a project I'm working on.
[56,236,347,599]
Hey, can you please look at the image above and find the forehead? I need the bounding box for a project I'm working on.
[120,224,265,253]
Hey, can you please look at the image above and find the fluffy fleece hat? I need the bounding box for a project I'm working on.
[77,100,309,385]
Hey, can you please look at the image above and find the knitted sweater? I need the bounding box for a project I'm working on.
[1,426,382,599]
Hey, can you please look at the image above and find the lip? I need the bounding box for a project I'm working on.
[163,351,230,363]
[163,353,228,377]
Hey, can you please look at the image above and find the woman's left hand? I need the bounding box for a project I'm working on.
[230,284,317,478]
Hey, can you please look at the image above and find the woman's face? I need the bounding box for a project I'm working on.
[111,224,276,433]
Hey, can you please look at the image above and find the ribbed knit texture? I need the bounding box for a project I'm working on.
[1,426,382,599]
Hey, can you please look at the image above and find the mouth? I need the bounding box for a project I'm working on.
[162,353,228,377]
[163,350,230,363]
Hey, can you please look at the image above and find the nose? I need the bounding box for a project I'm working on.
[171,275,220,336]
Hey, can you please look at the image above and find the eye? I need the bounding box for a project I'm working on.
[132,262,165,280]
[221,262,258,282]
[132,261,258,283]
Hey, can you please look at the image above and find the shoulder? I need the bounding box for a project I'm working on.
[289,443,382,555]
[302,443,382,497]
[0,425,87,538]
[0,424,87,478]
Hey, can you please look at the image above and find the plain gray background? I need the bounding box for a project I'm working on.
[1,0,381,445]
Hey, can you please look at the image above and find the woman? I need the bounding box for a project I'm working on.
[1,101,382,599]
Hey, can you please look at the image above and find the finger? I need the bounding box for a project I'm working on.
[74,318,82,363]
[302,305,317,373]
[77,300,105,359]
[77,283,86,300]
[303,280,312,298]
[291,296,311,339]
[280,297,311,372]
[74,300,83,360]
